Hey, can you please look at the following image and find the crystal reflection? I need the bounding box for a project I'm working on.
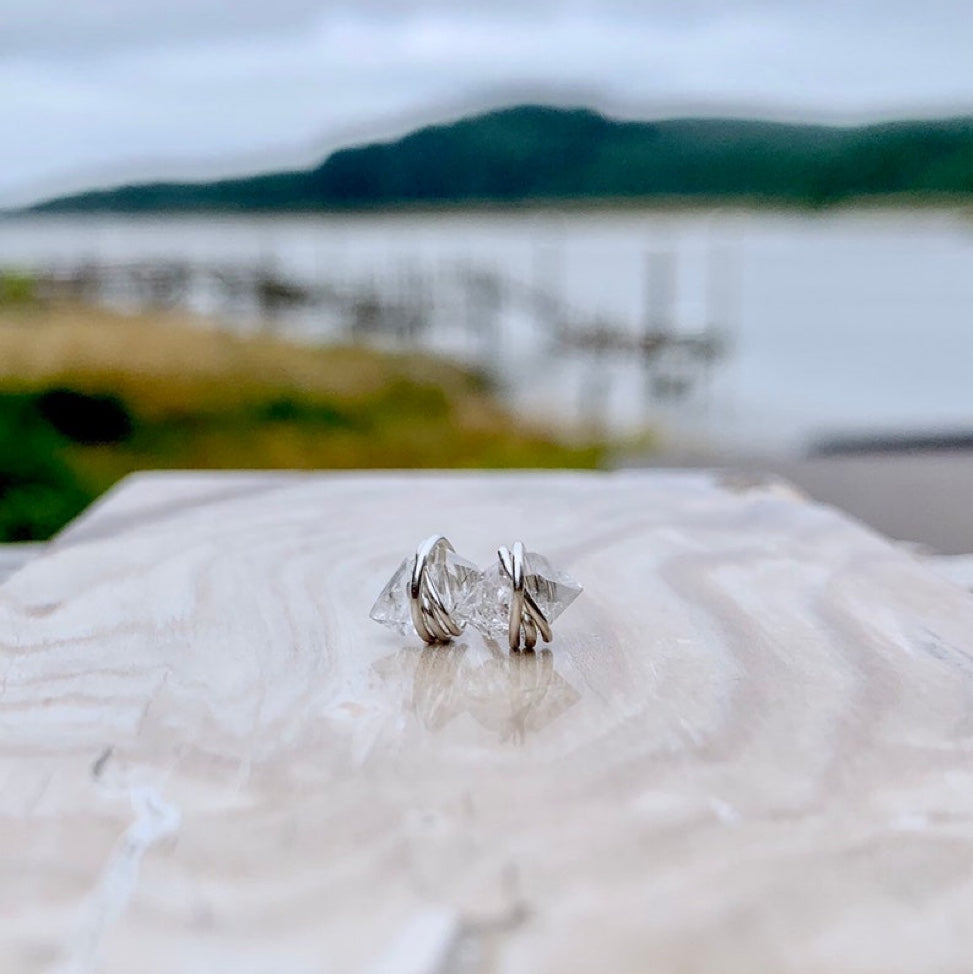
[374,642,580,743]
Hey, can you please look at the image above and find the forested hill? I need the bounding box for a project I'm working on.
[27,105,973,212]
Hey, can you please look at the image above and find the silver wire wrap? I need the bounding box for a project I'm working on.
[409,535,465,645]
[498,541,553,651]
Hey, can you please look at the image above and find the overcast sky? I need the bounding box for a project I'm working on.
[3,0,973,205]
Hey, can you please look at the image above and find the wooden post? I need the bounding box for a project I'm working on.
[643,250,676,341]
[643,251,677,406]
[532,239,564,347]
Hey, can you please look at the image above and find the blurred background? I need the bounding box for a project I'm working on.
[3,0,973,550]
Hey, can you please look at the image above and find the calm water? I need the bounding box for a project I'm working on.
[3,208,973,450]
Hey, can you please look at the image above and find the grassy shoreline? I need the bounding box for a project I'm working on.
[0,303,610,541]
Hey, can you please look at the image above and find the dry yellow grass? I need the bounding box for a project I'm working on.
[0,303,493,418]
[0,302,614,540]
[0,303,608,541]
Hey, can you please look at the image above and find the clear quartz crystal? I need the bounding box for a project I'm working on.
[370,542,482,637]
[461,550,582,641]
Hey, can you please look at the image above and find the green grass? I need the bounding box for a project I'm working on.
[0,271,39,307]
[0,392,94,540]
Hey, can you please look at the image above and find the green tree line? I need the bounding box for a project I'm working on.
[26,106,973,213]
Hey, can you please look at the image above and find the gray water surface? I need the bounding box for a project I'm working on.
[3,207,972,449]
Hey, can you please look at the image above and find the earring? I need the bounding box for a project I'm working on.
[462,541,582,651]
[370,535,482,644]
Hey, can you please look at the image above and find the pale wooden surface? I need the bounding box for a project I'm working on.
[3,471,973,973]
[0,543,44,583]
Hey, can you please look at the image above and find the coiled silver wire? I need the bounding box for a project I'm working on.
[409,535,465,644]
[498,541,552,651]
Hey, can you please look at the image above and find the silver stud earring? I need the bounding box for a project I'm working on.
[461,541,582,651]
[370,535,482,644]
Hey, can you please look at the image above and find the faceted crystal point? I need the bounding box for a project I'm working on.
[460,550,582,641]
[368,555,414,636]
[522,550,583,622]
[369,542,482,638]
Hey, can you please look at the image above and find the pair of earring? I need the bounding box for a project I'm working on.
[370,535,582,651]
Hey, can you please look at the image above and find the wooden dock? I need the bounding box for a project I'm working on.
[6,470,971,971]
[28,255,729,408]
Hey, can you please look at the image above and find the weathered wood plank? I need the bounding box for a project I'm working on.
[3,471,973,973]
[0,543,44,584]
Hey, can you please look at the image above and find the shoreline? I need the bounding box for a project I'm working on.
[7,194,973,222]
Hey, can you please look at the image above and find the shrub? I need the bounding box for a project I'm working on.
[0,393,96,541]
[36,388,134,444]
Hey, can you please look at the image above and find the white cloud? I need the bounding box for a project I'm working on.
[2,0,972,205]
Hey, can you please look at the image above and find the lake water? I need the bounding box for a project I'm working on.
[2,208,973,451]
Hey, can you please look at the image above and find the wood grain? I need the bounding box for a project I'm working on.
[3,471,973,973]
